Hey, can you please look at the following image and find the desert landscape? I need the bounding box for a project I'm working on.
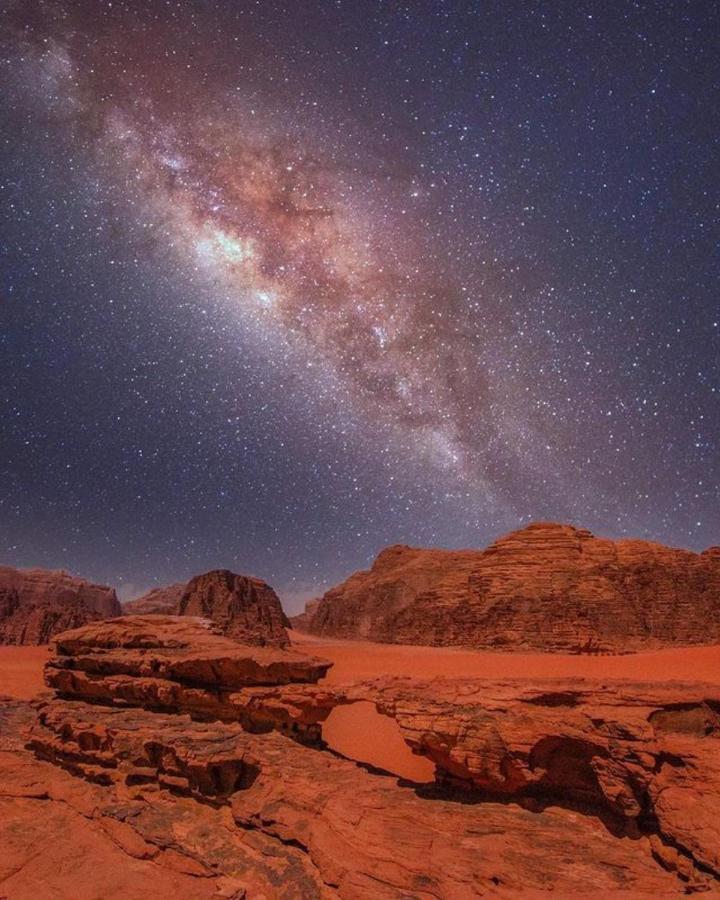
[1,524,720,897]
[3,0,718,896]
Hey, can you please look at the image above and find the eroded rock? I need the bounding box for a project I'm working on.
[296,523,720,652]
[178,569,290,647]
[25,697,689,897]
[0,566,122,645]
[3,613,719,895]
[46,616,332,738]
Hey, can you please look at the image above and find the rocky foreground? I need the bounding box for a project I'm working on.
[0,615,719,896]
[0,566,121,645]
[294,522,720,652]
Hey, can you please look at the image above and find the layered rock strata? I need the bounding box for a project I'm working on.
[47,615,332,740]
[181,673,720,881]
[23,698,690,896]
[296,523,720,652]
[0,565,121,645]
[178,569,291,647]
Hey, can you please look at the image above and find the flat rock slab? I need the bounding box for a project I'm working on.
[50,614,332,687]
[24,697,691,897]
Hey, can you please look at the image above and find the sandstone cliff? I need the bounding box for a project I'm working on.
[287,597,320,631]
[178,569,291,647]
[123,582,185,615]
[0,566,121,645]
[294,523,720,652]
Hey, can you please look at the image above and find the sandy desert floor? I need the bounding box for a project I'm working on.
[0,645,51,699]
[291,629,720,683]
[4,636,720,784]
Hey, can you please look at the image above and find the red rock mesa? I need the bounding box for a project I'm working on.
[294,522,720,652]
[178,569,291,647]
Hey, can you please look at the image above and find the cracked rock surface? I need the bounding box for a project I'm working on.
[1,614,719,897]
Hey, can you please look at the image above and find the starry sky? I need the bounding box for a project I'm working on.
[1,0,718,609]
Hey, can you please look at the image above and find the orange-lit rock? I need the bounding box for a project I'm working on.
[24,697,692,896]
[179,569,290,646]
[47,615,332,738]
[296,522,720,652]
[0,566,121,646]
[1,610,719,895]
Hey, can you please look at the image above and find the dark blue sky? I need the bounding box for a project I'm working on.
[1,1,718,609]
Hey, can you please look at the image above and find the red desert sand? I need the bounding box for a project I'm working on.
[0,645,50,699]
[291,629,720,683]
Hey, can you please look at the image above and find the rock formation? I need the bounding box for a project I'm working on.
[2,613,718,894]
[178,569,291,647]
[47,615,333,741]
[288,597,320,631]
[0,566,121,645]
[23,698,694,896]
[123,582,186,615]
[294,522,720,652]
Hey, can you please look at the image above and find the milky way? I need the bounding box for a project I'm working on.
[18,9,514,488]
[1,1,718,606]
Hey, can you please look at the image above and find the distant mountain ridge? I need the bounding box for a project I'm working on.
[291,522,720,653]
[0,566,121,645]
[123,583,186,615]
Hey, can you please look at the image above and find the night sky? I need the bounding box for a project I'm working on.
[1,1,718,609]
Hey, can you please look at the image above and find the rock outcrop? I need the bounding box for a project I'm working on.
[295,523,720,652]
[175,672,720,881]
[123,583,185,615]
[0,566,121,645]
[369,676,720,879]
[178,569,291,647]
[1,612,719,894]
[47,615,332,740]
[288,597,321,631]
[291,544,482,640]
[22,698,690,897]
